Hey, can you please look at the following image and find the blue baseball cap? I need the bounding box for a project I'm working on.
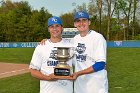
[48,16,62,26]
[74,11,89,20]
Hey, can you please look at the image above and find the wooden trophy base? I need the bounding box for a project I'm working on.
[54,75,73,80]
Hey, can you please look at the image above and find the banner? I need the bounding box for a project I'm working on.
[0,42,39,48]
[0,41,140,48]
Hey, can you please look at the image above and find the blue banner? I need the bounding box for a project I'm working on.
[0,41,140,48]
[107,41,140,47]
[0,42,39,48]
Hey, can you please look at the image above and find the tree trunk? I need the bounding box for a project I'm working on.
[96,0,102,33]
[106,0,111,41]
[132,0,137,40]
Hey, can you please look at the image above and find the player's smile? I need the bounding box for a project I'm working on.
[49,24,62,37]
[74,18,90,36]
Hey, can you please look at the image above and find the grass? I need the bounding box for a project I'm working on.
[0,73,40,93]
[0,48,34,64]
[0,48,140,93]
[107,48,140,93]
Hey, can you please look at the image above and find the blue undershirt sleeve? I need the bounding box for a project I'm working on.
[92,61,106,72]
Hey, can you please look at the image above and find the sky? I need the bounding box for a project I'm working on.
[9,0,91,16]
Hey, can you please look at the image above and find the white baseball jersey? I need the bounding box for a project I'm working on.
[73,30,108,93]
[29,39,73,93]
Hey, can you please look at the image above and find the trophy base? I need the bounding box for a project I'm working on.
[54,67,70,76]
[54,67,73,80]
[54,76,73,80]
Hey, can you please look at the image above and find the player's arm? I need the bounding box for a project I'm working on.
[30,69,56,81]
[72,62,105,79]
[72,35,107,79]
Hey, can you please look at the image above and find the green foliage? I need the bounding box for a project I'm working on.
[0,1,140,41]
[0,1,51,42]
[60,13,74,28]
[134,34,140,40]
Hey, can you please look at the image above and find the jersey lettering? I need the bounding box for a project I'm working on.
[76,54,87,62]
[47,61,58,66]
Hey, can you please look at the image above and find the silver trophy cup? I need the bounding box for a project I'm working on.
[54,47,72,76]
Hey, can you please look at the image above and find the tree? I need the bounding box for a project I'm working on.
[96,0,103,33]
[106,0,111,40]
[0,1,52,42]
[132,0,139,39]
[87,2,98,30]
[118,0,133,40]
[29,8,52,41]
[60,13,74,28]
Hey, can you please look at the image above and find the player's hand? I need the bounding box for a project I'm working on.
[47,73,58,81]
[71,72,79,80]
[39,39,47,45]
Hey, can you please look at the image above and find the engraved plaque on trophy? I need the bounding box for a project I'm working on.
[54,47,73,79]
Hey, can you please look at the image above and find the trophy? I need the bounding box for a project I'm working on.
[54,47,73,79]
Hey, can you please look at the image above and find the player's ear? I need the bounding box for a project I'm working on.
[88,20,91,25]
[74,22,77,27]
[48,27,50,32]
[61,26,63,34]
[62,26,64,30]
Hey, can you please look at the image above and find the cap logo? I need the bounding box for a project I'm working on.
[78,12,84,16]
[51,18,57,22]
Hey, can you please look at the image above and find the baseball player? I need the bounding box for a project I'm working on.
[29,16,73,93]
[71,11,108,93]
[39,12,108,93]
